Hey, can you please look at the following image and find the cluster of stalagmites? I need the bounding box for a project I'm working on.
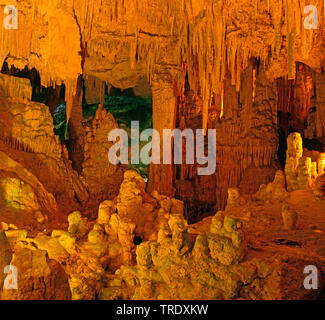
[254,132,325,230]
[103,211,246,300]
[285,133,325,193]
[254,132,325,202]
[96,137,325,299]
[0,169,252,300]
[0,170,195,299]
[0,133,324,300]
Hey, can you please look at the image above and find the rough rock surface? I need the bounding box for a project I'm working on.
[0,168,324,300]
[255,170,288,202]
[0,0,324,301]
[1,246,71,300]
[0,0,324,217]
[82,106,124,202]
[315,174,325,198]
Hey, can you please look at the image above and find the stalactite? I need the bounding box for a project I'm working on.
[219,83,224,119]
[315,72,325,140]
[0,0,323,144]
[65,80,77,124]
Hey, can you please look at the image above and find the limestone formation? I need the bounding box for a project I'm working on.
[297,157,312,190]
[0,0,324,302]
[68,211,88,238]
[33,233,69,262]
[283,133,325,193]
[304,107,316,140]
[0,231,12,287]
[209,212,246,266]
[285,133,303,192]
[255,170,288,202]
[225,188,246,210]
[0,76,89,215]
[1,247,71,300]
[310,162,318,185]
[318,154,325,177]
[82,108,124,201]
[0,177,41,212]
[0,165,324,300]
[97,203,324,300]
[281,205,298,231]
[97,201,115,225]
[314,174,325,199]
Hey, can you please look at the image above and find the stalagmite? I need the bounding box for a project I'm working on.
[0,0,324,302]
[297,157,313,190]
[282,204,298,230]
[285,133,303,191]
[318,153,325,177]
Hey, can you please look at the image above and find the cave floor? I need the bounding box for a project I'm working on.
[189,190,325,274]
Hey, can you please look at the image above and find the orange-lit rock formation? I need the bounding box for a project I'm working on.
[0,0,324,300]
[1,0,324,209]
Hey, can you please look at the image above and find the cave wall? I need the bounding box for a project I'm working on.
[0,0,324,220]
[1,1,324,112]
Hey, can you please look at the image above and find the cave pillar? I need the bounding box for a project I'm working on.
[84,76,106,106]
[315,72,325,148]
[147,73,177,197]
[217,61,279,206]
[45,85,61,115]
[238,63,279,193]
[68,76,85,174]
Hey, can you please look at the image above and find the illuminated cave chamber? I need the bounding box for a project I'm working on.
[171,60,325,223]
[104,84,153,180]
[0,0,325,301]
[277,63,324,168]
